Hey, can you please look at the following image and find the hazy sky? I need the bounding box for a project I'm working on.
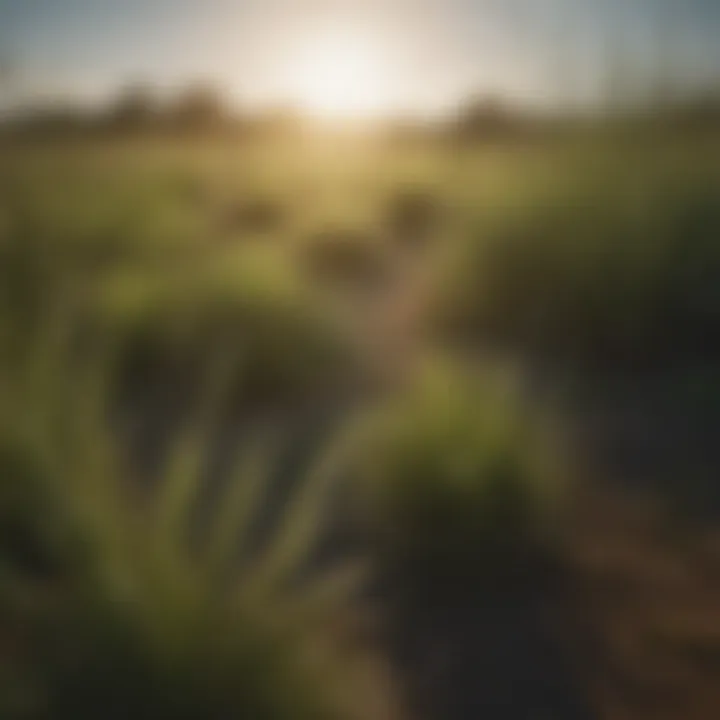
[0,0,718,113]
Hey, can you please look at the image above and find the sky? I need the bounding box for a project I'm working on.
[0,0,718,115]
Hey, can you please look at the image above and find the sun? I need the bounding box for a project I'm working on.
[290,32,391,119]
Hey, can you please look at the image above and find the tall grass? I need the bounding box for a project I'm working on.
[0,241,375,719]
[97,247,357,408]
[349,359,577,720]
[355,359,566,595]
[434,163,720,373]
[2,133,720,719]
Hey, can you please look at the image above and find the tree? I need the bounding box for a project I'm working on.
[453,94,518,140]
[107,82,157,129]
[169,82,226,131]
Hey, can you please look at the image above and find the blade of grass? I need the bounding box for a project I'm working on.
[242,427,355,599]
[204,433,275,580]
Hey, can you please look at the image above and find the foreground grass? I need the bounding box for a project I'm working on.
[1,132,720,720]
[0,318,391,719]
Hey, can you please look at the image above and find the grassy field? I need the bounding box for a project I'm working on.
[1,131,720,719]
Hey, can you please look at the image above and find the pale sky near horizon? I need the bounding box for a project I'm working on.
[0,0,718,115]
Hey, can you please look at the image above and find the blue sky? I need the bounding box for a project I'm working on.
[0,0,718,113]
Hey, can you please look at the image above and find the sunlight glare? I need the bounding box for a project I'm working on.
[290,32,392,119]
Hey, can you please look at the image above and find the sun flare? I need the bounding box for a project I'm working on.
[290,33,392,119]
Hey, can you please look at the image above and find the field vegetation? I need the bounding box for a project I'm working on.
[1,125,720,719]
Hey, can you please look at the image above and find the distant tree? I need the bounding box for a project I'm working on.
[453,94,519,140]
[107,82,157,130]
[663,87,720,130]
[169,82,226,132]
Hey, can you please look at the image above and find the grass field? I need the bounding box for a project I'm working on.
[1,131,720,719]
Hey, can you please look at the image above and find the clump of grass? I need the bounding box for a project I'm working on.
[383,187,444,251]
[348,359,574,720]
[298,228,390,298]
[354,359,565,594]
[0,435,89,583]
[96,249,357,408]
[0,222,81,361]
[172,170,216,209]
[0,324,375,720]
[218,196,287,237]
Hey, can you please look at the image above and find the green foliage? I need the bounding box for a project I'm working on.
[383,186,444,249]
[299,227,390,296]
[1,134,720,719]
[0,147,360,408]
[434,168,720,371]
[0,329,363,720]
[96,248,357,406]
[218,196,288,236]
[356,360,565,592]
